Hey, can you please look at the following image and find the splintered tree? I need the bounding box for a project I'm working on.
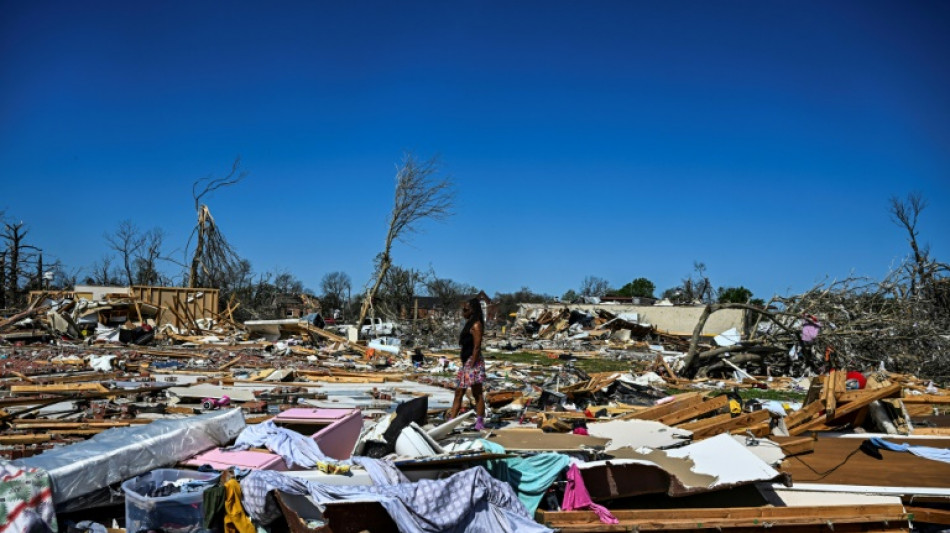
[356,154,454,330]
[188,158,247,289]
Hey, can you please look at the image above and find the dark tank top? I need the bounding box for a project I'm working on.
[459,319,478,364]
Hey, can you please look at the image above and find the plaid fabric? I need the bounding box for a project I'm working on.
[240,465,551,533]
[457,358,486,388]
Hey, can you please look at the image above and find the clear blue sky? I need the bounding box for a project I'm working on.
[1,1,948,300]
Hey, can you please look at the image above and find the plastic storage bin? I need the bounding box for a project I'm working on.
[122,468,218,533]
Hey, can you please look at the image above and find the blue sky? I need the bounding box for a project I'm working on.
[1,1,948,300]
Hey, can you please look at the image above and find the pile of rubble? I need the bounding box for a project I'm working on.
[1,282,949,533]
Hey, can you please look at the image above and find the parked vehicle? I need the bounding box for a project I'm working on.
[360,317,397,337]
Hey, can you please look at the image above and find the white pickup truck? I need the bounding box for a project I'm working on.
[360,317,397,337]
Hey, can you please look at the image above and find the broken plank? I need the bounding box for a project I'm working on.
[0,434,52,445]
[10,383,110,394]
[824,371,838,420]
[786,401,824,429]
[907,506,950,525]
[901,395,950,404]
[618,392,705,421]
[689,409,771,440]
[538,504,909,530]
[655,395,730,426]
[772,435,817,457]
[677,412,731,431]
[828,383,902,423]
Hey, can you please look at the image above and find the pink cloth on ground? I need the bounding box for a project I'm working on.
[561,463,619,524]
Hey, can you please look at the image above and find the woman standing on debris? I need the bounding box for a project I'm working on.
[450,297,487,430]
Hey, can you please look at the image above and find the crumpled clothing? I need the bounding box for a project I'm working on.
[240,466,551,533]
[202,484,227,531]
[0,460,57,533]
[479,439,571,514]
[561,463,618,524]
[869,437,950,464]
[224,478,256,533]
[231,420,341,469]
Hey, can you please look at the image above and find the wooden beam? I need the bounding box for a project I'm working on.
[774,435,817,457]
[828,383,902,423]
[538,504,909,530]
[0,434,52,445]
[786,401,823,428]
[655,395,730,426]
[824,371,838,420]
[688,409,771,441]
[901,395,950,404]
[678,412,731,430]
[10,383,109,394]
[618,392,705,421]
[907,506,950,525]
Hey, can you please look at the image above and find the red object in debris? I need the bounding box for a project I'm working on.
[845,371,867,390]
[573,427,589,436]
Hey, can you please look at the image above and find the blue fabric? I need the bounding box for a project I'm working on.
[240,466,551,533]
[479,439,571,514]
[869,437,950,464]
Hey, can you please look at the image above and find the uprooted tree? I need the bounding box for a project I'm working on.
[679,193,950,382]
[355,154,454,331]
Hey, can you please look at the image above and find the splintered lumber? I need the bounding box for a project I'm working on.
[786,400,824,429]
[906,506,950,525]
[0,434,53,445]
[217,356,244,371]
[901,395,950,404]
[304,375,386,384]
[678,412,731,431]
[772,435,817,457]
[687,409,771,440]
[789,416,835,436]
[824,371,838,420]
[911,427,950,436]
[10,383,110,394]
[10,371,38,383]
[654,395,729,426]
[303,325,367,354]
[537,504,909,531]
[618,392,704,421]
[828,383,902,423]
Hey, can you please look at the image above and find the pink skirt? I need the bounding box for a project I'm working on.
[457,358,486,388]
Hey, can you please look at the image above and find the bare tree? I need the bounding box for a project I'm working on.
[376,265,425,319]
[134,228,167,286]
[426,271,475,315]
[105,220,144,286]
[890,192,929,294]
[320,271,351,314]
[86,255,122,285]
[188,158,247,289]
[580,276,610,298]
[356,154,454,328]
[2,221,41,308]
